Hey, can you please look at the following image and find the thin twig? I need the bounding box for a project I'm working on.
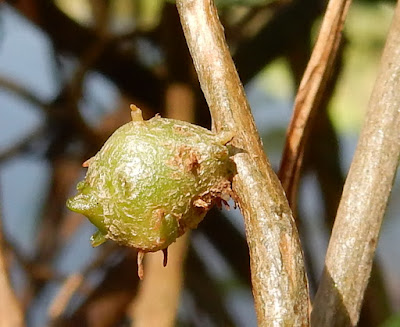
[10,0,163,108]
[65,35,110,146]
[233,0,324,85]
[278,0,352,207]
[35,158,83,262]
[47,274,84,320]
[88,0,109,36]
[47,244,116,322]
[311,3,400,325]
[0,75,49,112]
[3,237,58,282]
[0,126,45,162]
[56,250,139,327]
[176,1,309,325]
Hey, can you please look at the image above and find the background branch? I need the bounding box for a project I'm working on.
[233,0,325,85]
[129,235,189,327]
[0,207,25,327]
[311,3,400,325]
[176,0,309,325]
[278,0,351,208]
[2,0,397,325]
[10,0,163,109]
[0,75,49,112]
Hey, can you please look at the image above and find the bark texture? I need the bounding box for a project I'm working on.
[311,3,400,326]
[279,0,351,207]
[176,1,310,325]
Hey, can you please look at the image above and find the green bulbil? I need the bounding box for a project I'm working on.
[67,106,234,255]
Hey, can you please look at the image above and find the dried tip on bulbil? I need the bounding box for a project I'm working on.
[137,251,145,280]
[136,247,168,280]
[162,248,168,267]
[130,104,144,122]
[66,103,236,280]
[82,157,94,168]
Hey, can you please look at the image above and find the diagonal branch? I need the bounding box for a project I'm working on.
[176,0,309,325]
[9,0,163,109]
[279,0,352,207]
[233,0,325,85]
[0,75,49,112]
[311,3,400,325]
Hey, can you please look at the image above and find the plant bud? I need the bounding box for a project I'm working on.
[67,105,235,278]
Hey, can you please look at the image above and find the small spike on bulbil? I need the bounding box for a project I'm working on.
[82,157,94,168]
[67,104,235,278]
[162,248,168,267]
[130,104,144,122]
[137,251,145,280]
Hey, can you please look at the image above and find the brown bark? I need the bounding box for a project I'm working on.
[311,3,400,325]
[176,1,309,325]
[279,0,352,207]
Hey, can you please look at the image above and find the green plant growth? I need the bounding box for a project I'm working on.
[67,105,235,278]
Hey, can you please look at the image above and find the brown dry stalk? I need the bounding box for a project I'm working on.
[279,0,352,207]
[311,3,400,326]
[48,274,84,320]
[176,0,309,325]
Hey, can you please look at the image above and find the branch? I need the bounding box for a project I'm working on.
[185,244,237,326]
[0,210,25,327]
[279,0,351,207]
[0,126,44,162]
[176,1,309,325]
[10,0,163,109]
[0,75,49,112]
[56,250,139,327]
[233,0,324,85]
[48,244,116,321]
[129,235,189,327]
[311,3,400,325]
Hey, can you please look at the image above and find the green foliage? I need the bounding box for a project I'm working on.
[380,313,400,327]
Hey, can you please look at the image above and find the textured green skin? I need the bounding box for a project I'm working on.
[67,116,234,252]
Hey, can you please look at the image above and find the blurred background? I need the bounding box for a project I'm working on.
[0,0,399,326]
